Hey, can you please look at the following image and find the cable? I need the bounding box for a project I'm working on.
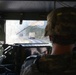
[61,2,72,7]
[58,2,67,7]
[54,1,56,9]
[58,2,72,7]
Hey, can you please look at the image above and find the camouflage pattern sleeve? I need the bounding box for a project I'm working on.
[20,60,32,75]
[20,54,72,75]
[20,58,47,75]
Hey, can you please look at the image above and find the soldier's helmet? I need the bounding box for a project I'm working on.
[45,7,76,44]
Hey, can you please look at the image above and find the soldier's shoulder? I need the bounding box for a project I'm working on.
[37,54,72,73]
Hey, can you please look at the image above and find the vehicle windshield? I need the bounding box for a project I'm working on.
[6,20,52,46]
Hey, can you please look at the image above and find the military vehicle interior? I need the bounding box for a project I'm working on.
[0,0,76,75]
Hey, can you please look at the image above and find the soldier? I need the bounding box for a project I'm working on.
[20,7,76,75]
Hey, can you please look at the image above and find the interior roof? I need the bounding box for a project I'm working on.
[0,1,75,12]
[0,1,75,20]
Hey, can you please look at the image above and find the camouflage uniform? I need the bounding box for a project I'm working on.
[20,54,72,75]
[20,7,76,75]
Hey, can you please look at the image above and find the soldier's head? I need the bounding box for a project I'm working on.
[45,7,76,45]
